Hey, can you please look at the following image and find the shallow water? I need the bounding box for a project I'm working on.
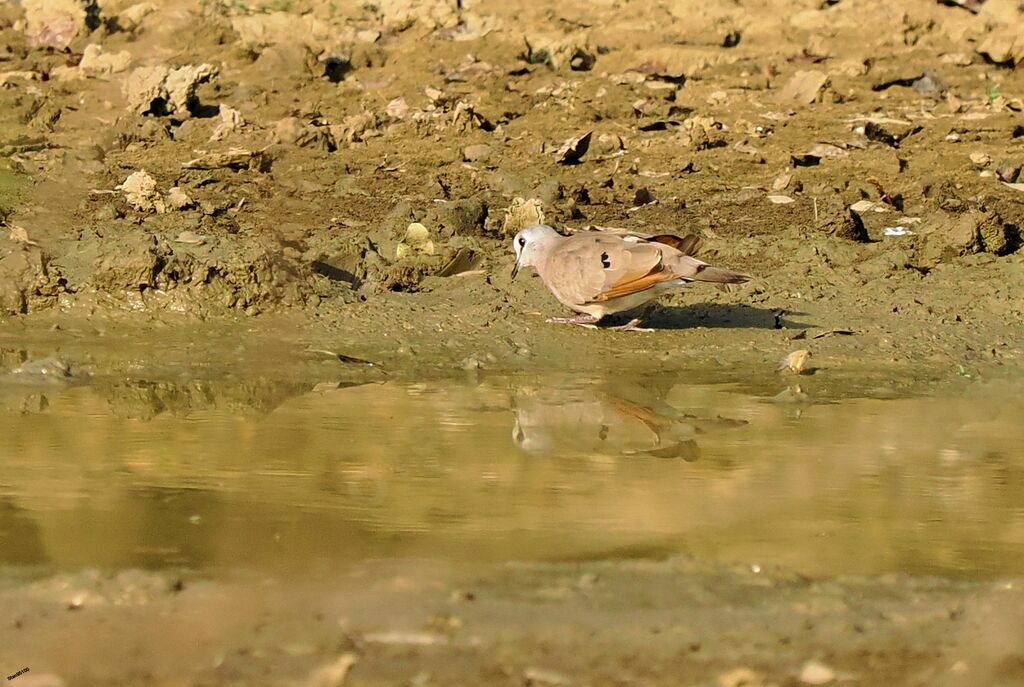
[1,370,1022,579]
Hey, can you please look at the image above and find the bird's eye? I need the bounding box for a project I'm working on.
[518,237,526,247]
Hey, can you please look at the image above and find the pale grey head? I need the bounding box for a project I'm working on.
[511,224,560,279]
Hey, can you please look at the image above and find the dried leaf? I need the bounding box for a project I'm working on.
[436,247,483,276]
[554,131,592,164]
[772,172,793,191]
[849,200,890,213]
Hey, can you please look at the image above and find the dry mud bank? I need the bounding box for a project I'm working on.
[2,557,1024,687]
[0,0,1022,380]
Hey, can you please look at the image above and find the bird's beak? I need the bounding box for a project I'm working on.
[511,258,520,280]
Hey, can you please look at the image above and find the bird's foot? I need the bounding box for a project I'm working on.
[545,314,599,328]
[603,303,658,332]
[605,316,655,332]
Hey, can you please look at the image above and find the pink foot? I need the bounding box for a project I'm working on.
[606,317,655,332]
[545,314,599,326]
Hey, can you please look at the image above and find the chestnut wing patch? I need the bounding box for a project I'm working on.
[647,233,702,256]
[594,261,677,301]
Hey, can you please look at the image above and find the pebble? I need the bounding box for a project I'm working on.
[11,674,66,687]
[175,230,207,246]
[524,668,573,686]
[799,660,836,685]
[462,143,492,162]
[717,667,763,687]
[969,152,991,168]
[305,653,357,687]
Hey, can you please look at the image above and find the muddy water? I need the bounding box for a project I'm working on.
[2,372,1022,580]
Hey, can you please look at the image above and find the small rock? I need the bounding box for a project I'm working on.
[79,44,132,77]
[123,64,218,116]
[462,143,492,162]
[164,187,193,211]
[210,106,245,142]
[524,668,573,686]
[362,631,449,645]
[396,222,434,259]
[807,143,847,160]
[384,96,410,120]
[9,357,72,381]
[767,194,794,204]
[594,132,625,156]
[777,70,830,104]
[778,349,812,374]
[864,120,920,148]
[11,673,66,687]
[940,52,973,67]
[175,230,207,246]
[23,0,89,49]
[275,117,334,151]
[116,2,156,31]
[977,29,1024,67]
[911,70,946,94]
[305,653,358,687]
[969,152,991,168]
[117,170,164,213]
[799,660,836,685]
[818,194,868,241]
[718,667,765,687]
[502,197,545,236]
[569,47,596,71]
[632,188,656,207]
[792,143,847,166]
[995,162,1021,184]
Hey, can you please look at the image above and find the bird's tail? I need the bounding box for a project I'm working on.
[690,263,752,284]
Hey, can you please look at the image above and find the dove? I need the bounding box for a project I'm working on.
[510,378,747,458]
[511,225,751,330]
[511,385,700,459]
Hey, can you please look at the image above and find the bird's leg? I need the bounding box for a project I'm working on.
[605,318,655,332]
[545,313,599,326]
[603,303,658,332]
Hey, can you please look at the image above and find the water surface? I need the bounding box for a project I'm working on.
[1,371,1022,579]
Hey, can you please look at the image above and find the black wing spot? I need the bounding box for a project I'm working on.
[600,252,611,269]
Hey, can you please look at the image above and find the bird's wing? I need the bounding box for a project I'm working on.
[544,234,678,305]
[646,233,702,256]
[594,229,703,256]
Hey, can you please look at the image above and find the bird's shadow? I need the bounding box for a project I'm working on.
[611,304,812,331]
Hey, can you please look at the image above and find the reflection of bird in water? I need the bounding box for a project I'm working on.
[510,380,746,460]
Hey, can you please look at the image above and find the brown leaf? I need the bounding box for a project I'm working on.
[554,131,592,164]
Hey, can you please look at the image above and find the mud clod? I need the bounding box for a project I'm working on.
[817,195,869,242]
[123,64,218,116]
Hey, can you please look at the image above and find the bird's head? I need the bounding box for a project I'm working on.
[511,224,560,279]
